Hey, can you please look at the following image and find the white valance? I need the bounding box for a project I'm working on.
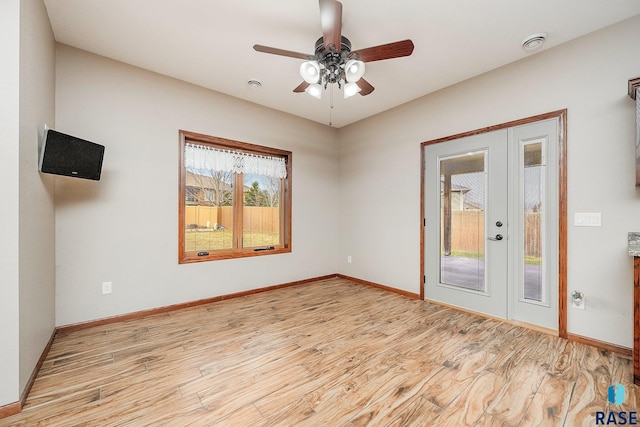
[185,143,287,179]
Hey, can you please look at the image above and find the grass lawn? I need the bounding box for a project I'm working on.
[185,229,279,252]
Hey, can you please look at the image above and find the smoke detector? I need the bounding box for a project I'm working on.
[521,33,547,51]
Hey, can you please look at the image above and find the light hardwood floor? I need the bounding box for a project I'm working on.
[1,277,637,426]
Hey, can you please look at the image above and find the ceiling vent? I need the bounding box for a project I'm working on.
[521,33,547,51]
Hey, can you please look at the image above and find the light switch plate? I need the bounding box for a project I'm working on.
[574,212,601,227]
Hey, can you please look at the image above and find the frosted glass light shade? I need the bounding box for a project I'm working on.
[343,82,361,98]
[344,59,365,83]
[305,83,323,99]
[300,61,321,84]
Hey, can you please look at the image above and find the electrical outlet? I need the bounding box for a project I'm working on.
[102,281,112,294]
[347,255,352,264]
[571,291,585,309]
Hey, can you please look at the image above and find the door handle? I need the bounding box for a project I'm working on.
[488,234,503,241]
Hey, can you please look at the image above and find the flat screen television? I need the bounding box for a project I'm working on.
[39,129,105,181]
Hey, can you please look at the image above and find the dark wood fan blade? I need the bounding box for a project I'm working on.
[253,45,314,60]
[319,0,342,51]
[356,78,374,96]
[293,81,310,93]
[350,39,414,62]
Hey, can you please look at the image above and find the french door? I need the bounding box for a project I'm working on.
[423,118,559,330]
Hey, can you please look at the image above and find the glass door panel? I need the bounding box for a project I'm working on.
[440,151,487,293]
[510,119,558,331]
[522,142,544,302]
[425,118,559,330]
[424,129,508,320]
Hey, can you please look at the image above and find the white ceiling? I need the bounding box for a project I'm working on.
[43,0,640,128]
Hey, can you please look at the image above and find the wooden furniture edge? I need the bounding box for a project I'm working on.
[337,274,421,299]
[635,256,640,384]
[629,77,640,100]
[567,333,632,358]
[56,274,339,333]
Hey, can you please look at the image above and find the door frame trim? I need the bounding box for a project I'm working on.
[420,109,568,338]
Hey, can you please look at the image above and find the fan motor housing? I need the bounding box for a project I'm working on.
[314,36,352,84]
[314,36,352,56]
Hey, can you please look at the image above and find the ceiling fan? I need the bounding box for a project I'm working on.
[253,0,414,99]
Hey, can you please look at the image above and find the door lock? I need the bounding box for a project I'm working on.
[488,234,504,241]
[496,221,503,227]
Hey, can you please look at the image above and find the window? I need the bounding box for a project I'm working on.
[178,130,292,263]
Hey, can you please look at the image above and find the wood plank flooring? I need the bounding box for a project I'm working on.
[1,277,637,426]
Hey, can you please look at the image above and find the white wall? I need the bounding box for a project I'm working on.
[338,15,640,348]
[19,0,56,394]
[0,0,22,408]
[52,9,640,348]
[54,45,339,326]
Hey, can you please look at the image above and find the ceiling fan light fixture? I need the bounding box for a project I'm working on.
[305,83,323,99]
[300,61,321,84]
[253,1,414,108]
[344,59,365,83]
[344,82,361,98]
